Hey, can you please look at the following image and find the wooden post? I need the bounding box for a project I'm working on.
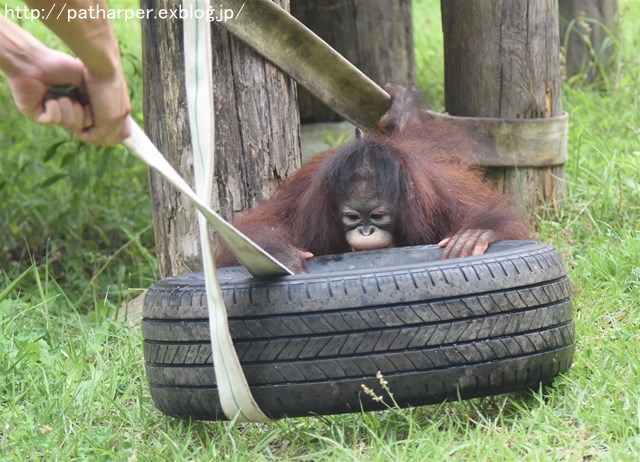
[291,0,414,122]
[559,0,618,84]
[441,0,564,220]
[141,0,301,277]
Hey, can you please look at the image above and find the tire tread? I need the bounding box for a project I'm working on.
[141,242,575,420]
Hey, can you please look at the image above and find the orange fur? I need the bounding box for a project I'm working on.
[216,86,529,271]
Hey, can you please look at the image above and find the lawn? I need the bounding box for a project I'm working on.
[1,0,639,460]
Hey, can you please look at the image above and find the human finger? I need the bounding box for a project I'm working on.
[57,97,85,132]
[39,99,62,124]
[82,105,94,128]
[77,114,130,146]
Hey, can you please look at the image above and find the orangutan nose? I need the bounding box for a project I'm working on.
[359,225,374,236]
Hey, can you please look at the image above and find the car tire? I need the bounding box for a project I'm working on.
[142,241,574,420]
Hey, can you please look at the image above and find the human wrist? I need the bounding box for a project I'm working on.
[0,16,49,77]
[20,1,124,79]
[70,23,123,79]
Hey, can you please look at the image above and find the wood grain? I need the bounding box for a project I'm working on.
[442,0,565,220]
[142,0,301,277]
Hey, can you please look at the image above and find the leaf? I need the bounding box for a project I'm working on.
[60,151,75,168]
[44,140,68,162]
[0,266,32,303]
[40,173,68,188]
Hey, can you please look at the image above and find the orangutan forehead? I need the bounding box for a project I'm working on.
[345,175,377,201]
[326,138,405,206]
[348,157,400,198]
[341,179,399,214]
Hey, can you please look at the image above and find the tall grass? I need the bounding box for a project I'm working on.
[1,0,639,460]
[0,0,154,310]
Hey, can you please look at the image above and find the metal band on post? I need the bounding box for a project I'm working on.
[423,110,569,168]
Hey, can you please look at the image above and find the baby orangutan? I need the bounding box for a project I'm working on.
[217,86,529,273]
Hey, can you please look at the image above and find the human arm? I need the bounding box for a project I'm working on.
[0,2,130,145]
[0,14,89,133]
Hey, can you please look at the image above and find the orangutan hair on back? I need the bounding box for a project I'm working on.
[216,85,530,273]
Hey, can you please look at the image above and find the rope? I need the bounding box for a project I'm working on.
[121,120,290,278]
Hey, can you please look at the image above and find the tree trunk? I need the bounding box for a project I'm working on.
[441,0,564,220]
[559,0,618,84]
[291,0,414,122]
[142,0,301,277]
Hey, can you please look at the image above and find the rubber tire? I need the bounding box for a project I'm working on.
[142,241,574,420]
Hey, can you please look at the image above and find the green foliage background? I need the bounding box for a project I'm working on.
[1,0,639,460]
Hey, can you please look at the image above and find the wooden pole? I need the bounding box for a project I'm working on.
[218,0,391,129]
[442,0,565,219]
[291,0,414,122]
[559,0,618,84]
[142,0,301,277]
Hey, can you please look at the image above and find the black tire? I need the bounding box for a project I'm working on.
[142,241,574,420]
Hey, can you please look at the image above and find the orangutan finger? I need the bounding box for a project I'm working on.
[460,229,485,257]
[440,236,455,259]
[438,237,450,248]
[441,231,466,259]
[471,230,497,256]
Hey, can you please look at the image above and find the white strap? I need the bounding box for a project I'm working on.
[122,122,271,421]
[182,0,271,422]
[121,2,276,422]
[121,119,291,278]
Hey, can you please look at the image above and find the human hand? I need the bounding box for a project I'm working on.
[7,47,89,132]
[75,66,131,146]
[7,46,130,146]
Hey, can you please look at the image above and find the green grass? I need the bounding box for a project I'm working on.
[1,0,639,460]
[0,0,153,308]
